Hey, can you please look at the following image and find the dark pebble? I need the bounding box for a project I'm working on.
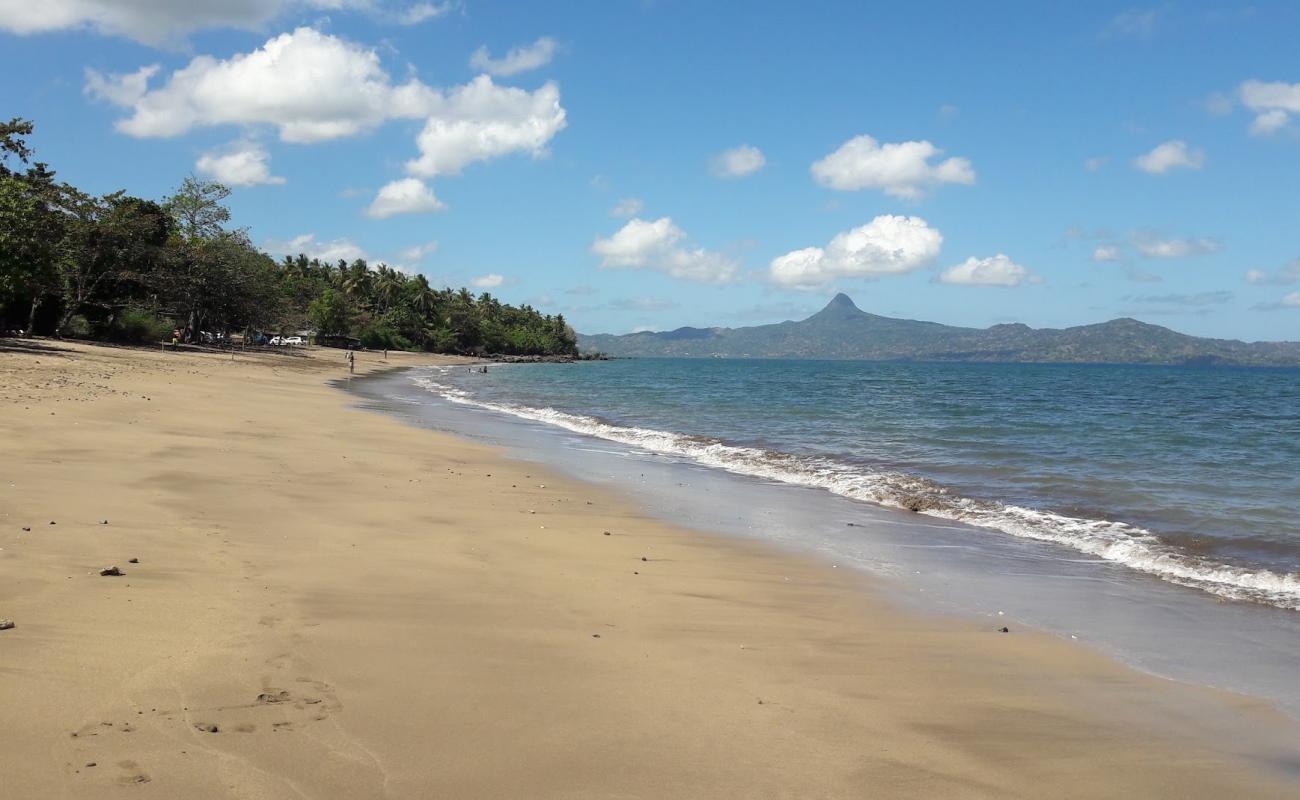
[998,627,1010,633]
[128,558,139,564]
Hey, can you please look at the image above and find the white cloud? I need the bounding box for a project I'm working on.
[468,36,558,77]
[86,28,437,142]
[939,254,1039,287]
[264,233,367,264]
[398,1,451,25]
[1092,245,1122,262]
[83,64,158,105]
[0,1,434,44]
[195,140,285,187]
[811,134,974,199]
[1084,156,1109,172]
[710,144,765,178]
[366,178,446,218]
[472,273,506,288]
[85,28,568,185]
[1135,236,1220,258]
[397,241,439,262]
[1133,140,1205,174]
[1238,80,1300,136]
[1285,292,1300,308]
[610,197,644,218]
[403,75,567,177]
[768,215,943,290]
[1249,108,1289,137]
[592,217,739,284]
[1246,259,1300,285]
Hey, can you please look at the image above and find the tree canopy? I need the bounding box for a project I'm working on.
[0,119,577,357]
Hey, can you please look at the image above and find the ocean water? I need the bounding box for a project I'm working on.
[419,358,1300,611]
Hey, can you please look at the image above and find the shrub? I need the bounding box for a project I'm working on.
[61,314,92,339]
[111,309,173,343]
[356,321,412,351]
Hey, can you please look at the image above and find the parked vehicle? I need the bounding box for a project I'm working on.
[269,336,285,345]
[284,336,304,346]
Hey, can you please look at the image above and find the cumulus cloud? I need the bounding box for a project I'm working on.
[811,134,974,199]
[85,29,567,185]
[592,217,739,284]
[1246,259,1300,286]
[1092,245,1122,262]
[366,178,446,218]
[1238,80,1300,136]
[85,28,438,142]
[83,64,159,105]
[264,233,367,264]
[398,1,452,25]
[397,241,439,262]
[403,76,567,177]
[768,215,942,290]
[1249,109,1290,136]
[1133,140,1205,174]
[939,254,1039,287]
[472,273,506,288]
[710,144,765,178]
[0,1,436,45]
[1135,235,1220,258]
[196,140,285,187]
[1287,292,1300,308]
[610,197,644,218]
[468,36,558,77]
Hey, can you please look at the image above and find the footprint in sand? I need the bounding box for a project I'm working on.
[115,760,150,785]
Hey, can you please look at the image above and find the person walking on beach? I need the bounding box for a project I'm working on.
[347,350,355,374]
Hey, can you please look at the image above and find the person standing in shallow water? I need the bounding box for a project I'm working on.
[347,350,355,374]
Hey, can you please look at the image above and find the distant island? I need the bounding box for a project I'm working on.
[578,293,1300,367]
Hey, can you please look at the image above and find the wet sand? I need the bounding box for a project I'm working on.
[1,339,1296,798]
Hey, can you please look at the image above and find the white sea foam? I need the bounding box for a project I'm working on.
[412,368,1300,611]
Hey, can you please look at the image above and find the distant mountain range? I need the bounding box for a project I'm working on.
[577,294,1300,367]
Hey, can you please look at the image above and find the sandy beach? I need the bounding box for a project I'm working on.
[1,339,1296,799]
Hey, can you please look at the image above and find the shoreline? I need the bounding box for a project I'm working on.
[2,340,1297,798]
[378,360,1300,722]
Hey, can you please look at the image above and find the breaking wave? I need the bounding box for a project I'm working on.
[412,368,1300,611]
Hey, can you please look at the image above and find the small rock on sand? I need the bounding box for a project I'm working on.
[194,723,219,733]
[128,558,139,564]
[0,620,15,630]
[998,627,1010,633]
[100,566,124,577]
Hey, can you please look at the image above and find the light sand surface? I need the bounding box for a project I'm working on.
[1,339,1297,799]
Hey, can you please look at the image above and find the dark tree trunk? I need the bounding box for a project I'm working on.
[25,295,41,337]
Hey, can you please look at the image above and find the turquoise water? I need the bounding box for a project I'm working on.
[423,358,1300,610]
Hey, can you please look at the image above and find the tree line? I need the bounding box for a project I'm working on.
[0,118,578,356]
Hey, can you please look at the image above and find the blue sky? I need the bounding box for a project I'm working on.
[3,1,1299,339]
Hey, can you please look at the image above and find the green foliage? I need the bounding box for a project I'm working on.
[356,320,413,351]
[0,117,578,357]
[61,314,91,339]
[110,308,173,343]
[308,288,351,336]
